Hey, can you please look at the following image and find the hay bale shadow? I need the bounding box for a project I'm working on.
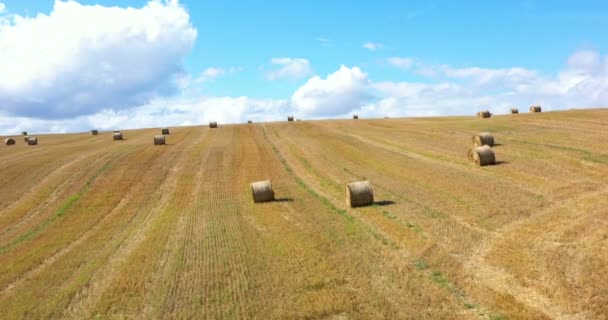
[273,198,294,203]
[494,160,508,165]
[374,200,396,206]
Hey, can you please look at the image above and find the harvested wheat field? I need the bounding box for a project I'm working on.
[0,109,607,319]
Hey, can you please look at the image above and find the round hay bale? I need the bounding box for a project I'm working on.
[4,138,16,145]
[510,108,519,114]
[91,130,99,135]
[23,135,30,142]
[288,116,294,122]
[353,115,359,119]
[346,180,374,208]
[161,128,170,135]
[247,120,253,124]
[530,105,542,112]
[22,131,28,136]
[477,111,491,118]
[472,132,495,147]
[468,145,495,166]
[27,137,38,146]
[154,135,166,145]
[250,180,275,203]
[113,132,123,141]
[209,121,218,128]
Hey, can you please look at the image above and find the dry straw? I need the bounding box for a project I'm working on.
[353,115,359,119]
[161,128,170,135]
[288,116,294,122]
[4,138,16,145]
[346,180,374,207]
[530,105,542,112]
[113,132,123,141]
[91,130,98,135]
[251,180,275,203]
[23,136,30,142]
[472,132,495,147]
[209,121,218,128]
[510,108,519,114]
[154,135,166,145]
[477,111,492,118]
[27,137,38,146]
[468,145,495,166]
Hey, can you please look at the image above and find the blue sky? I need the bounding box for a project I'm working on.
[0,0,607,133]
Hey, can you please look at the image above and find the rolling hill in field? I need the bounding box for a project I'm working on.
[1,109,607,319]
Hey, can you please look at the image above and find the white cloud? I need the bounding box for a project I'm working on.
[0,96,289,134]
[291,65,370,116]
[265,58,312,80]
[2,48,608,135]
[0,3,5,13]
[362,42,383,51]
[567,50,600,70]
[0,0,196,119]
[370,50,608,117]
[202,67,225,78]
[186,66,243,84]
[387,57,414,70]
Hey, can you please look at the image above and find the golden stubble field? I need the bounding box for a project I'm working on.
[0,109,606,319]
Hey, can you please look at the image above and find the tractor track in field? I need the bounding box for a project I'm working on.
[0,150,107,219]
[278,123,493,238]
[333,127,549,198]
[0,153,115,240]
[1,109,607,319]
[464,185,608,320]
[0,147,143,297]
[61,129,205,318]
[0,132,153,220]
[262,125,489,319]
[139,130,215,318]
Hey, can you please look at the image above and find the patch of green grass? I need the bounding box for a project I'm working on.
[380,209,397,220]
[369,229,400,250]
[431,271,450,289]
[414,260,428,270]
[488,313,506,320]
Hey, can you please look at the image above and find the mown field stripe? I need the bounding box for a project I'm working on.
[0,157,116,254]
[261,126,354,223]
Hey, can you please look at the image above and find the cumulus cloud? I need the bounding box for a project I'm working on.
[0,96,289,134]
[362,42,383,51]
[374,50,608,117]
[0,2,5,13]
[265,58,312,80]
[2,46,608,135]
[0,0,196,119]
[291,65,370,116]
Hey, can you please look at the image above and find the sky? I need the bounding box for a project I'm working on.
[0,0,607,134]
